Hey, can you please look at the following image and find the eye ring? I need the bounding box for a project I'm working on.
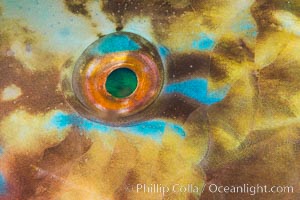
[79,51,163,115]
[63,32,165,126]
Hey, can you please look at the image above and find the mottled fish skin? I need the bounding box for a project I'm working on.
[0,0,300,199]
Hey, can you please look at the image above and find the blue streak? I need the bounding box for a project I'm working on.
[157,45,171,67]
[0,173,6,195]
[165,78,229,105]
[48,112,110,133]
[118,120,185,141]
[158,45,170,59]
[47,112,186,141]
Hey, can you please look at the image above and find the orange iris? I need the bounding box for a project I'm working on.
[81,52,163,116]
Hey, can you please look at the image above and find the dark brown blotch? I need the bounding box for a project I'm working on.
[0,56,68,119]
[64,0,89,16]
[168,52,211,82]
[152,93,206,123]
[101,0,192,29]
[207,58,228,82]
[214,39,254,63]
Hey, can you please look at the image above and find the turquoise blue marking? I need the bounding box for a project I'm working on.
[157,45,171,67]
[165,78,229,105]
[48,112,110,133]
[118,120,185,141]
[0,173,6,195]
[118,121,166,139]
[47,112,186,141]
[192,33,215,51]
[0,147,3,155]
[168,123,186,137]
[158,45,170,59]
[95,34,141,55]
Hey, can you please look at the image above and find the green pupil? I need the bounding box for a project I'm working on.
[105,68,138,98]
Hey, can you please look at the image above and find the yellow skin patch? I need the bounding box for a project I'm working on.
[0,110,207,199]
[0,110,68,152]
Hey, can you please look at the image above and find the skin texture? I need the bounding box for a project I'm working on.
[0,0,300,199]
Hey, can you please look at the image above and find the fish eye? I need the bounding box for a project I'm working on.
[63,32,164,126]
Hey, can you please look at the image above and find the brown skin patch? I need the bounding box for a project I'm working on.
[114,170,138,200]
[64,0,89,17]
[207,38,255,86]
[259,59,300,94]
[250,0,300,35]
[201,132,300,200]
[168,52,210,82]
[0,56,68,120]
[214,39,254,63]
[5,129,91,199]
[251,1,280,33]
[153,94,206,123]
[101,0,192,31]
[39,128,92,172]
[253,36,300,118]
[252,0,300,19]
[208,58,228,82]
[254,63,298,119]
